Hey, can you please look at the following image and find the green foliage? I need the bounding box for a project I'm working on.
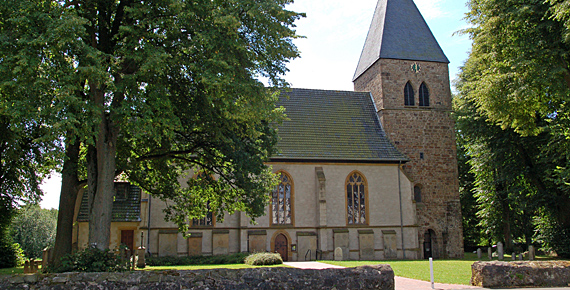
[0,197,23,269]
[0,242,25,269]
[0,0,303,249]
[46,247,129,273]
[11,205,58,259]
[244,252,283,266]
[536,214,570,258]
[146,252,248,266]
[456,0,570,254]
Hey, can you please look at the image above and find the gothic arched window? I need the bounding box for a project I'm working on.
[419,82,430,107]
[346,171,367,225]
[191,173,215,227]
[272,171,293,225]
[404,81,415,106]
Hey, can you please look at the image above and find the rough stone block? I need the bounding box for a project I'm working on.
[471,261,570,288]
[0,264,395,290]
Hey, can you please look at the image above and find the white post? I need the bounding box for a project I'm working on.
[429,257,434,289]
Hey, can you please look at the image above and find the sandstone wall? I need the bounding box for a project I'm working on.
[1,265,394,290]
[471,261,570,288]
[354,58,463,259]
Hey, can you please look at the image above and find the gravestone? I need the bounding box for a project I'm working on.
[512,253,516,261]
[137,247,146,268]
[518,253,523,260]
[497,242,504,260]
[529,245,535,261]
[488,247,492,260]
[477,248,482,260]
[334,247,343,261]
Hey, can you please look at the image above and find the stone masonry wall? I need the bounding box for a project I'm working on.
[1,265,394,290]
[471,261,570,288]
[354,58,463,258]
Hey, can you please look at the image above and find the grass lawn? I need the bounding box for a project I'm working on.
[321,259,474,285]
[0,267,24,275]
[143,264,289,271]
[320,252,560,285]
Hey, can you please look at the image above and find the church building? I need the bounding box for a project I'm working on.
[72,0,463,260]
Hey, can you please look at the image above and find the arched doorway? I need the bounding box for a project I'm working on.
[423,229,436,259]
[274,233,288,261]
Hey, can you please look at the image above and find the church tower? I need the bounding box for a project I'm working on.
[353,0,463,258]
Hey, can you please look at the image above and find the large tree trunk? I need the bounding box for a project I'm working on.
[51,137,80,266]
[87,102,119,250]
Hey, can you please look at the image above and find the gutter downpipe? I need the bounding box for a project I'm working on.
[147,194,151,256]
[398,160,406,259]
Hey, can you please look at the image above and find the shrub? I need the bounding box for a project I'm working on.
[0,242,25,268]
[146,252,248,266]
[46,247,130,273]
[244,252,283,266]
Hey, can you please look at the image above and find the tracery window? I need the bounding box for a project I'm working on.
[404,81,415,106]
[272,172,293,225]
[191,199,214,226]
[419,82,430,107]
[191,173,214,227]
[192,204,213,226]
[347,172,367,225]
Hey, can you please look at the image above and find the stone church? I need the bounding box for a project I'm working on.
[72,0,463,260]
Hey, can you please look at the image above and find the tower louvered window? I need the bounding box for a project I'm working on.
[419,82,430,107]
[404,82,414,106]
[272,172,293,225]
[347,172,367,225]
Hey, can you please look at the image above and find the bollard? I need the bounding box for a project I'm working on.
[429,257,434,289]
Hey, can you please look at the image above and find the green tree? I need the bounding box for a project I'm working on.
[454,94,542,252]
[11,205,58,259]
[457,0,570,254]
[0,0,303,263]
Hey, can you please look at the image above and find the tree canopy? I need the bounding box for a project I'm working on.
[457,0,570,255]
[11,205,58,259]
[0,0,303,253]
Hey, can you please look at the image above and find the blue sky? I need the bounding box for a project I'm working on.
[284,0,472,90]
[40,0,473,209]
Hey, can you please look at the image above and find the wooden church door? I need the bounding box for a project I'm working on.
[274,234,288,261]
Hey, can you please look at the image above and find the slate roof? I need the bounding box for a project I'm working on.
[353,0,449,81]
[272,88,408,163]
[77,183,141,222]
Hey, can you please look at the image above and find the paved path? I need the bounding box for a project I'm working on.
[284,261,570,290]
[283,261,345,269]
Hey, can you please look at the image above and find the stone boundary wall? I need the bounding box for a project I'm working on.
[471,261,570,288]
[1,264,394,290]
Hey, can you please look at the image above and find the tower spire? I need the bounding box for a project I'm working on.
[353,0,449,81]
